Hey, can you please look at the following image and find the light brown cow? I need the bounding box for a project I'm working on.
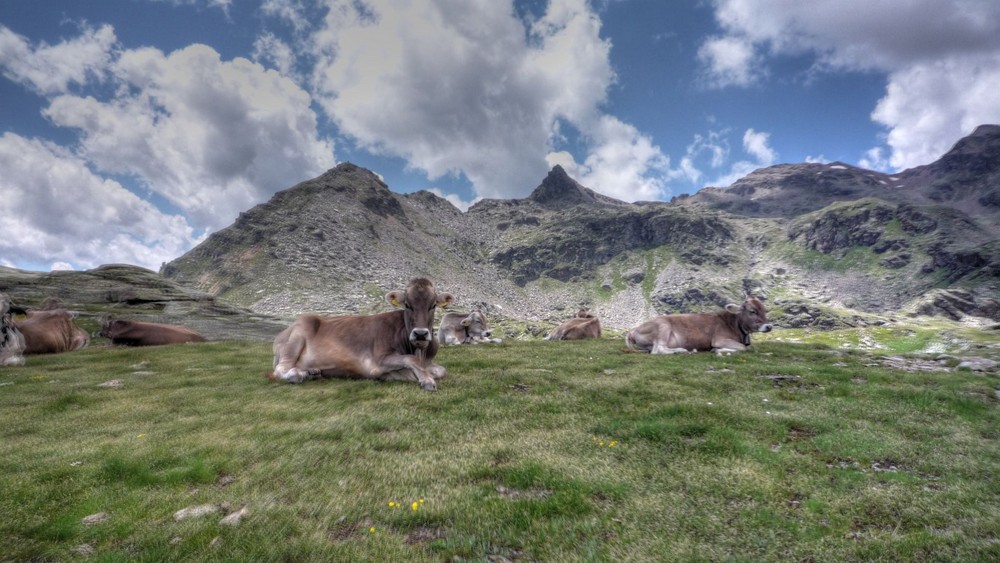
[269,278,454,391]
[546,315,602,340]
[100,317,207,346]
[15,308,90,354]
[626,294,772,354]
[438,310,502,345]
[0,293,26,366]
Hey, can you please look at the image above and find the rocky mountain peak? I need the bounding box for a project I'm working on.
[318,162,387,186]
[527,165,625,209]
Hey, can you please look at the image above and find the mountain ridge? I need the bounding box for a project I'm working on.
[160,125,1000,330]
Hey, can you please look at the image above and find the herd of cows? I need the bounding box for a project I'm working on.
[1,278,773,391]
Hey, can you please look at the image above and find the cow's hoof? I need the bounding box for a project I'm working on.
[274,368,308,383]
[420,381,438,392]
[428,365,447,380]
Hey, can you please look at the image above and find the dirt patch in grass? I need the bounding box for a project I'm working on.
[404,525,446,545]
[327,517,374,542]
[786,425,818,441]
[763,374,819,388]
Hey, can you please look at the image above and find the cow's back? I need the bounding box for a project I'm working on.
[17,310,89,354]
[550,317,601,340]
[106,320,206,346]
[627,312,725,352]
[437,312,466,343]
[291,311,428,373]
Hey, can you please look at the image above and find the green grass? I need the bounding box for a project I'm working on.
[1,336,998,561]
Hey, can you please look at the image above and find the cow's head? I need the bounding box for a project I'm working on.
[461,310,492,339]
[386,278,453,349]
[98,316,124,338]
[725,294,773,336]
[576,307,595,319]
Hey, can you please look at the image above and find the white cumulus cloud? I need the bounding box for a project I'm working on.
[43,43,335,230]
[710,128,778,187]
[871,52,1000,169]
[0,132,198,270]
[306,0,665,202]
[700,0,1000,170]
[0,23,116,95]
[546,116,670,202]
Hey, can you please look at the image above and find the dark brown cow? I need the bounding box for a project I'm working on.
[16,308,90,354]
[100,317,207,346]
[1,293,26,366]
[438,310,502,345]
[626,294,772,354]
[269,278,454,391]
[546,313,602,340]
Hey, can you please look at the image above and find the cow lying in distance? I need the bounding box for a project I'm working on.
[100,317,207,346]
[16,307,90,354]
[546,308,602,341]
[438,310,502,345]
[269,278,454,391]
[626,294,772,354]
[0,293,26,366]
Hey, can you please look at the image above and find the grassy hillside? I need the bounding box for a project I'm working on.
[1,335,997,561]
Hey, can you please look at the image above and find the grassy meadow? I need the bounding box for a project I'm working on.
[1,330,998,561]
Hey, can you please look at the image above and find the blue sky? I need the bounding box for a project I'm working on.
[2,0,998,272]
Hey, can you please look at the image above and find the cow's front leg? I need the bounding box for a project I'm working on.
[712,339,747,355]
[377,353,438,391]
[651,342,690,354]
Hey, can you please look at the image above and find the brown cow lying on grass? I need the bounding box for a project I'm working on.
[16,307,89,354]
[100,317,207,346]
[438,310,502,345]
[626,294,772,354]
[546,308,601,340]
[269,278,454,391]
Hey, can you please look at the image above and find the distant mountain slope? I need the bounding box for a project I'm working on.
[0,264,287,341]
[162,126,1000,329]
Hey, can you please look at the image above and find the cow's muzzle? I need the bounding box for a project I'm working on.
[758,324,773,333]
[410,328,432,347]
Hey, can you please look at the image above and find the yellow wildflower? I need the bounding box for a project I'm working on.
[411,501,419,511]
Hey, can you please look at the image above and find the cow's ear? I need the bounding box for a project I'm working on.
[437,293,454,309]
[461,317,471,327]
[385,291,405,308]
[725,303,740,314]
